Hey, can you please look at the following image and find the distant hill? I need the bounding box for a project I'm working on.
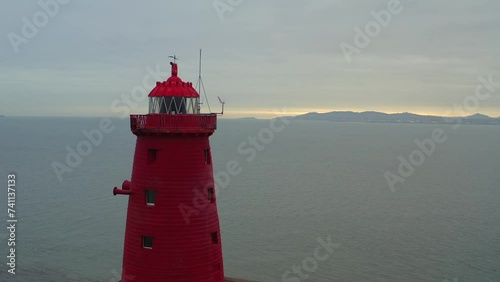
[285,111,500,125]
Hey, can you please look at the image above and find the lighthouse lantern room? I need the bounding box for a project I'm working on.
[148,62,200,115]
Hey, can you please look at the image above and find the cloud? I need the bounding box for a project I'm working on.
[0,0,499,117]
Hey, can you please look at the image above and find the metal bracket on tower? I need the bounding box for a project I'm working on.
[217,97,225,116]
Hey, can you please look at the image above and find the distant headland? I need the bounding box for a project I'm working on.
[281,111,500,125]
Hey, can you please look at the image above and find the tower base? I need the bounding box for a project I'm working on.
[119,277,256,282]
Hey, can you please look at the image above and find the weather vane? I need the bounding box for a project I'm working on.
[168,55,178,63]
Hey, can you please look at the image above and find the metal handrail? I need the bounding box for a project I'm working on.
[130,114,217,133]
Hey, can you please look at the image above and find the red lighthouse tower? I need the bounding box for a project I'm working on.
[113,60,224,282]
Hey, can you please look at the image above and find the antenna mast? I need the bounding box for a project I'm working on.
[196,49,212,113]
[195,49,225,115]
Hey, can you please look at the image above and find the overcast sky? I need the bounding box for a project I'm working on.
[1,0,499,118]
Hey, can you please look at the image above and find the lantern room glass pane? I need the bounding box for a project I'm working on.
[149,97,200,114]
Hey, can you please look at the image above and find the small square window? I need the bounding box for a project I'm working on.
[211,232,218,244]
[213,263,221,271]
[142,236,153,249]
[145,190,156,206]
[204,148,211,165]
[148,149,158,164]
[208,188,215,203]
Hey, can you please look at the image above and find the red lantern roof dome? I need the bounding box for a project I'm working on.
[148,62,200,98]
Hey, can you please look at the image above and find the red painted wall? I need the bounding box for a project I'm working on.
[120,125,224,282]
